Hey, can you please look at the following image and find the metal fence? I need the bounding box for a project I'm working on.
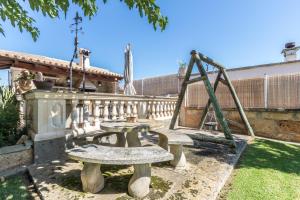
[187,73,300,109]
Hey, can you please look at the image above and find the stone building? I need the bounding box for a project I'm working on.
[0,49,123,93]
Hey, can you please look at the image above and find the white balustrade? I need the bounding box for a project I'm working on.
[24,91,177,139]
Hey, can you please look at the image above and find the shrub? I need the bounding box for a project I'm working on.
[0,86,21,147]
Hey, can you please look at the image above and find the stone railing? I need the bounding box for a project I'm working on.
[24,91,177,141]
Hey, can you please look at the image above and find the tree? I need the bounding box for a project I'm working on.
[0,0,168,41]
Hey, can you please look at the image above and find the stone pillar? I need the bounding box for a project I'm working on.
[128,164,151,198]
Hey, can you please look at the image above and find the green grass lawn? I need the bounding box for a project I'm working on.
[223,139,300,200]
[0,176,30,200]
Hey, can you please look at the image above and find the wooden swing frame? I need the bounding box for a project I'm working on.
[169,50,255,148]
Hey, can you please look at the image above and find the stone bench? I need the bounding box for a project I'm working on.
[67,144,173,198]
[149,128,194,170]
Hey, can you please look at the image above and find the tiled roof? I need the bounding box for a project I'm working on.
[0,49,123,79]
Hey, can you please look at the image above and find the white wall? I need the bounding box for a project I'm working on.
[193,60,300,81]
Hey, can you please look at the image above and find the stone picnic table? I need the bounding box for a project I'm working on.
[99,121,163,147]
[67,144,173,198]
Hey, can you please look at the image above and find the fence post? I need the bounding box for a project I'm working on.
[264,74,268,109]
[141,79,144,95]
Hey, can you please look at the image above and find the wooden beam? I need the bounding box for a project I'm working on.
[198,52,225,70]
[186,76,206,85]
[198,71,222,129]
[220,68,255,137]
[169,53,195,129]
[193,51,235,145]
[219,78,228,86]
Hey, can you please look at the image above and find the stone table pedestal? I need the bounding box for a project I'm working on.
[81,163,104,193]
[128,163,151,198]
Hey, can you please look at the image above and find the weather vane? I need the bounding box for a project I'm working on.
[68,12,83,91]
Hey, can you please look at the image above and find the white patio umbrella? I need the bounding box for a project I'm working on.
[124,44,136,95]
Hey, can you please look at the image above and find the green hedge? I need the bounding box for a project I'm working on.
[0,86,21,147]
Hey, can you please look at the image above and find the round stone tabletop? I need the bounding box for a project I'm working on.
[100,122,151,133]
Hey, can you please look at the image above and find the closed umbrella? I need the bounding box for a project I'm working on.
[124,44,136,95]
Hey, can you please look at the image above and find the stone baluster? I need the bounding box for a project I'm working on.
[119,101,125,120]
[152,101,156,119]
[165,101,169,117]
[147,101,152,119]
[161,101,166,117]
[163,101,168,117]
[83,100,91,129]
[93,100,101,128]
[103,101,110,121]
[71,100,79,129]
[173,102,176,115]
[156,101,161,118]
[78,101,84,127]
[133,101,138,118]
[111,101,118,121]
[126,101,132,117]
[167,101,171,116]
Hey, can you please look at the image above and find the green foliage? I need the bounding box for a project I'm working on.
[0,0,168,41]
[0,86,20,147]
[221,139,300,200]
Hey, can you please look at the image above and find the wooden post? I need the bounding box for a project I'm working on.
[198,71,222,129]
[193,51,235,142]
[220,68,255,137]
[169,56,195,129]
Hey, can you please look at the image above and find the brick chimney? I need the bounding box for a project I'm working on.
[79,48,91,68]
[281,42,300,62]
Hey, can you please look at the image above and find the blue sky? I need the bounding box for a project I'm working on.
[1,0,300,85]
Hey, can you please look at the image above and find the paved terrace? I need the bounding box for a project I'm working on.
[28,126,249,200]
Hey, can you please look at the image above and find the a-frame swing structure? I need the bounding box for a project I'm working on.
[170,50,255,148]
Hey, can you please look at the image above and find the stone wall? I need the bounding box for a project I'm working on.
[179,107,300,143]
[0,141,33,172]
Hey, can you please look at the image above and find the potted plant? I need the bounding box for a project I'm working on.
[33,72,54,90]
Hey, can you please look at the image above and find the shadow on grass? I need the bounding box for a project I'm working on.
[0,175,30,200]
[236,139,300,175]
